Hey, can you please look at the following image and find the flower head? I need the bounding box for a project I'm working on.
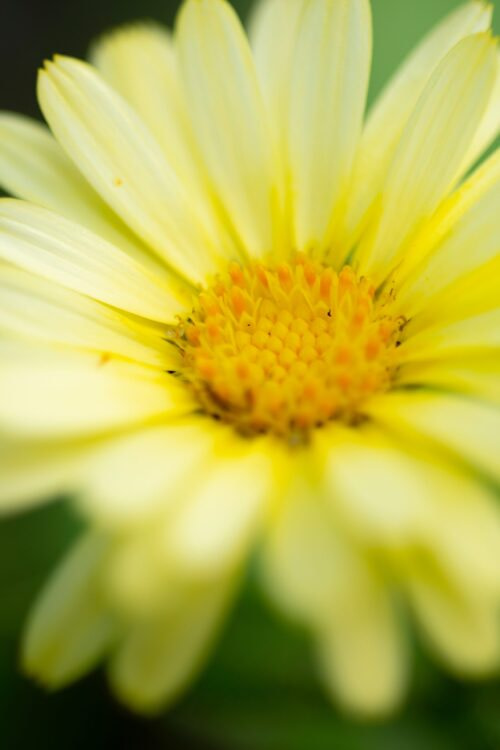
[0,0,499,716]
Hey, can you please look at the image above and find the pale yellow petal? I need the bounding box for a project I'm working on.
[408,573,500,676]
[0,265,174,367]
[0,112,181,285]
[91,23,239,261]
[316,584,406,716]
[397,150,500,325]
[109,573,236,713]
[359,33,497,281]
[400,309,500,363]
[176,0,282,259]
[0,438,92,514]
[366,391,500,483]
[166,440,274,576]
[0,199,185,322]
[0,343,194,438]
[343,1,493,247]
[38,56,228,281]
[22,533,117,688]
[398,359,500,405]
[461,48,500,171]
[288,0,371,256]
[81,419,220,528]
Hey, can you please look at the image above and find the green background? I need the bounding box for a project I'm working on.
[1,1,500,748]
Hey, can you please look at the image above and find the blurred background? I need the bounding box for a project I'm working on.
[1,0,499,747]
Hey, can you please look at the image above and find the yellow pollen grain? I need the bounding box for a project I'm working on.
[172,257,402,438]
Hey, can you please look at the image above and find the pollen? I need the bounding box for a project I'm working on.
[171,257,402,438]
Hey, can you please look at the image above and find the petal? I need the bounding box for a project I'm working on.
[109,572,236,713]
[398,359,500,406]
[38,56,228,282]
[320,425,500,598]
[288,0,372,255]
[0,265,174,367]
[315,584,406,716]
[366,391,500,483]
[359,33,497,281]
[249,0,306,209]
[408,573,500,676]
[261,469,369,625]
[91,23,239,261]
[0,342,194,438]
[81,419,222,528]
[0,438,92,514]
[22,533,117,688]
[400,309,500,364]
[0,199,185,323]
[462,48,500,170]
[176,0,283,259]
[397,149,500,326]
[344,1,493,246]
[0,112,176,280]
[166,440,274,576]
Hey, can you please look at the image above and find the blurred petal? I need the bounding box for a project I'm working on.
[23,533,117,688]
[109,573,236,713]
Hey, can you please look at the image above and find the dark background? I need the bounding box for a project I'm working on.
[1,0,500,748]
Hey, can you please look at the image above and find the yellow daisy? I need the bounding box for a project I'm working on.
[0,0,499,716]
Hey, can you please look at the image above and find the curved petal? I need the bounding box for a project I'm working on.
[288,0,372,256]
[365,391,500,484]
[176,0,283,259]
[109,571,236,713]
[80,419,222,528]
[38,56,228,282]
[0,112,176,279]
[358,33,497,281]
[0,342,194,438]
[0,199,186,323]
[397,149,500,327]
[22,533,117,688]
[166,439,275,576]
[343,1,493,248]
[0,265,173,367]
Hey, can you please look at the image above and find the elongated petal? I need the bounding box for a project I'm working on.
[0,199,185,322]
[400,309,500,363]
[176,0,282,259]
[316,585,406,716]
[398,359,500,406]
[109,573,236,713]
[38,56,227,281]
[0,438,92,514]
[166,441,274,575]
[359,33,497,281]
[366,391,500,483]
[91,23,239,261]
[0,343,194,438]
[397,150,500,325]
[344,1,493,247]
[408,574,500,676]
[0,112,178,280]
[288,0,371,255]
[0,266,173,367]
[81,420,221,527]
[23,533,117,688]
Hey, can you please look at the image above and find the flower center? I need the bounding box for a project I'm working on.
[171,257,403,439]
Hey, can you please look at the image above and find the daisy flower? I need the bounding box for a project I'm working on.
[0,0,499,716]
